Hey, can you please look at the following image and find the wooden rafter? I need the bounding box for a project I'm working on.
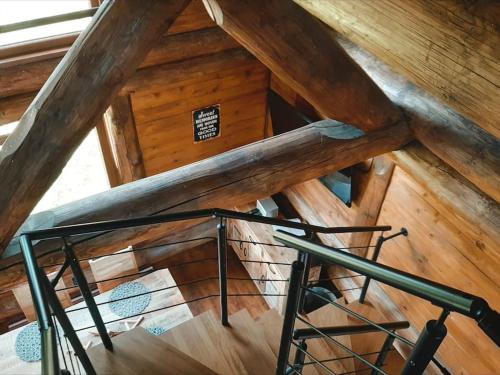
[202,0,404,131]
[336,36,500,202]
[0,0,191,254]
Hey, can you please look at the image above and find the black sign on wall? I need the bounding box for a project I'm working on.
[192,104,221,143]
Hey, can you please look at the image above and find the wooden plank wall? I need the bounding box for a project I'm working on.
[374,167,500,374]
[285,165,500,374]
[130,49,269,175]
[124,0,270,176]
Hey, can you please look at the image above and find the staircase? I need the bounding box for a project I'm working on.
[86,305,406,375]
[17,208,499,375]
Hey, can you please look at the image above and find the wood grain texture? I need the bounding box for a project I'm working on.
[283,157,394,256]
[390,143,500,287]
[0,0,191,254]
[0,28,238,104]
[160,310,249,374]
[347,157,395,255]
[88,327,218,375]
[96,118,121,188]
[128,47,269,175]
[375,166,500,374]
[0,93,35,126]
[104,94,146,184]
[336,36,500,202]
[203,0,403,131]
[296,0,500,138]
[0,119,411,289]
[167,0,215,35]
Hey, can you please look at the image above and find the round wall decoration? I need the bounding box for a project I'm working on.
[15,322,41,362]
[109,281,151,318]
[145,326,167,336]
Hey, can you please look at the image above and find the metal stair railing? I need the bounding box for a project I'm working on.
[273,231,500,375]
[18,207,388,375]
[16,207,499,375]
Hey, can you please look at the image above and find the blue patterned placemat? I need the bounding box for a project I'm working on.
[145,326,167,336]
[15,322,41,362]
[109,281,151,318]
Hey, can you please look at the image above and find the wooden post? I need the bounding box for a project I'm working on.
[104,94,146,184]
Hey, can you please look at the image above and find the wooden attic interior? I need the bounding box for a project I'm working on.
[0,0,498,374]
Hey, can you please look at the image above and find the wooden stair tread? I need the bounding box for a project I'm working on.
[302,301,353,374]
[87,327,218,375]
[223,308,277,375]
[159,309,247,374]
[160,308,277,374]
[256,308,329,375]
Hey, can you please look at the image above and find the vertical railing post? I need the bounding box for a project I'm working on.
[360,228,407,304]
[276,260,305,375]
[297,251,311,314]
[40,272,97,375]
[217,217,229,326]
[64,240,113,350]
[19,235,60,375]
[290,339,307,375]
[371,332,396,375]
[297,231,313,314]
[359,234,384,304]
[401,312,448,375]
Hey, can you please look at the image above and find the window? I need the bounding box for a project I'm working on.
[319,168,353,207]
[0,1,92,47]
[32,128,110,213]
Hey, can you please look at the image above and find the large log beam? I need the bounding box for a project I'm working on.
[0,27,238,101]
[0,0,190,254]
[202,0,403,131]
[103,94,146,184]
[295,0,500,138]
[336,37,500,203]
[0,119,411,289]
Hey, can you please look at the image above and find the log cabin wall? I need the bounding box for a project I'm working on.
[125,1,270,177]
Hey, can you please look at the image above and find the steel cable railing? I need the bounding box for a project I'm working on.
[17,207,495,375]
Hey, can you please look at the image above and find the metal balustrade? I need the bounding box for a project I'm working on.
[16,208,499,375]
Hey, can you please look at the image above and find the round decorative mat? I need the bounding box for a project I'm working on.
[15,322,41,362]
[109,281,151,318]
[145,326,167,336]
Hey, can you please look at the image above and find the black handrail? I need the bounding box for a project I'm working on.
[22,208,391,241]
[293,321,410,340]
[273,230,500,346]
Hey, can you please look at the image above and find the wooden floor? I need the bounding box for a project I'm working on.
[154,240,270,320]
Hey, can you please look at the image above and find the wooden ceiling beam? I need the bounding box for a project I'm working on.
[0,0,191,254]
[0,119,411,289]
[0,26,238,100]
[202,0,404,132]
[295,0,500,138]
[337,37,500,203]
